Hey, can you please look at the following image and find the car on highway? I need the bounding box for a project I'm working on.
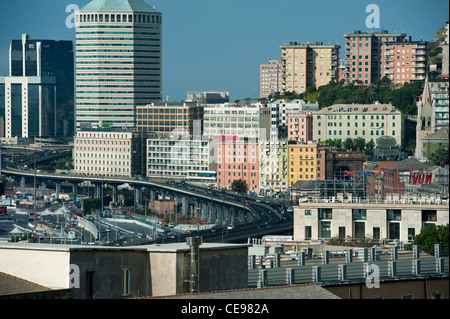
[226,225,234,230]
[286,207,294,213]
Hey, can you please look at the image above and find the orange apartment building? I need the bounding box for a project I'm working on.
[344,30,407,84]
[384,40,428,85]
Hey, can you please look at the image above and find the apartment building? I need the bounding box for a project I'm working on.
[280,42,340,94]
[259,139,288,193]
[384,40,428,85]
[216,137,259,192]
[135,102,203,135]
[293,202,449,243]
[269,99,318,139]
[429,79,449,131]
[260,59,282,99]
[146,134,215,182]
[344,30,407,84]
[287,111,313,143]
[287,142,320,187]
[203,103,271,140]
[312,103,405,147]
[73,127,144,177]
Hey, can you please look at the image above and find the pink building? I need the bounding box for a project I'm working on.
[216,137,259,192]
[287,112,313,143]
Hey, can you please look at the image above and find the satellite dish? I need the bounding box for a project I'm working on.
[376,136,396,149]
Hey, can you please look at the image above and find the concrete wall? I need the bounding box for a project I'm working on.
[0,244,71,289]
[0,242,250,299]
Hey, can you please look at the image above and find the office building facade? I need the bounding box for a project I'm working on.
[203,103,271,140]
[293,202,449,243]
[73,127,144,177]
[1,76,56,138]
[2,33,74,138]
[146,135,215,182]
[75,0,162,130]
[136,102,203,135]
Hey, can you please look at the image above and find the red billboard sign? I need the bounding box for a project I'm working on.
[409,172,432,185]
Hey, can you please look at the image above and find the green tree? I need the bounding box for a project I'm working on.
[428,146,449,167]
[354,137,366,153]
[342,138,355,151]
[408,224,449,256]
[231,179,248,194]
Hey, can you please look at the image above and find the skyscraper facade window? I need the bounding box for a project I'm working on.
[75,0,162,130]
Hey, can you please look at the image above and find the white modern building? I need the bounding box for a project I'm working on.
[73,127,144,177]
[75,0,162,130]
[293,201,449,243]
[203,103,271,140]
[146,134,216,182]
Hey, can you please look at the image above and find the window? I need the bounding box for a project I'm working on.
[373,227,380,240]
[408,228,415,241]
[355,222,365,239]
[389,222,400,240]
[352,209,367,220]
[320,221,331,239]
[338,227,346,239]
[305,209,311,215]
[122,268,131,296]
[319,208,332,219]
[305,226,312,240]
[387,209,401,221]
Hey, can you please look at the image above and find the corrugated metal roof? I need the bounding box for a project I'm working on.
[80,0,157,12]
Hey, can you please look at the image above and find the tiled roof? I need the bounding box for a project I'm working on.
[383,157,432,171]
[0,272,51,297]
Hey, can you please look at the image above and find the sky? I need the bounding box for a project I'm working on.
[0,0,448,102]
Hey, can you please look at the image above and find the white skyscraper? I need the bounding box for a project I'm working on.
[75,0,162,130]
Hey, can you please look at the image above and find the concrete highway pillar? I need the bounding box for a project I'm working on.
[113,185,118,203]
[182,196,187,217]
[20,177,26,191]
[72,183,78,195]
[40,181,47,192]
[56,181,61,199]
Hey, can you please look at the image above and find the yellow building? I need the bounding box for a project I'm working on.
[281,42,340,94]
[287,142,319,187]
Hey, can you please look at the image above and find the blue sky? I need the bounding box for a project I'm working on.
[0,0,448,101]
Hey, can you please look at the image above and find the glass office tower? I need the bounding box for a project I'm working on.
[9,34,74,137]
[0,76,56,138]
[75,0,162,130]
